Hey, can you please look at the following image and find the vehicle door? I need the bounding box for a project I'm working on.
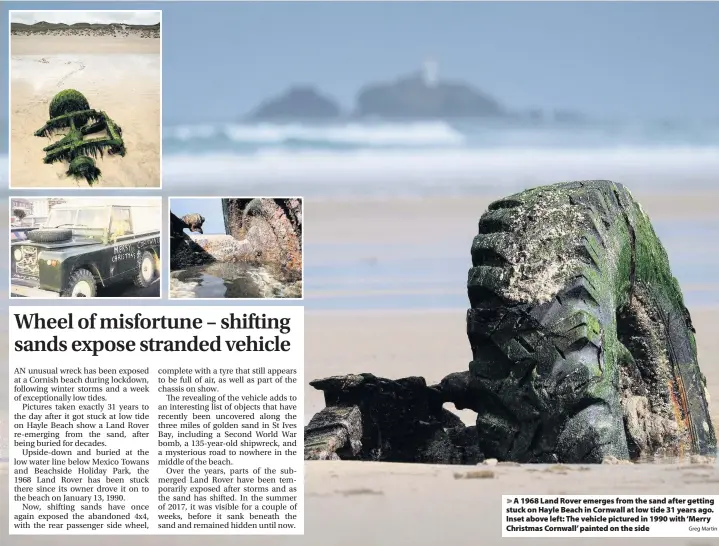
[109,206,139,279]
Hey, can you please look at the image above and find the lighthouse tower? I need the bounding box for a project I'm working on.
[422,57,439,88]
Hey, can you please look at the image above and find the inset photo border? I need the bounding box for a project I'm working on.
[10,196,162,299]
[8,9,162,190]
[168,197,304,300]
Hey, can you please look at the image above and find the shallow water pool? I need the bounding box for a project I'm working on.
[170,262,297,299]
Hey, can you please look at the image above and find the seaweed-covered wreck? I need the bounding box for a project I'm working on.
[305,180,717,464]
[34,89,126,186]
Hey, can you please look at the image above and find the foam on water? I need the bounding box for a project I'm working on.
[167,121,465,147]
[163,120,719,152]
[159,146,719,198]
[2,117,718,196]
[2,142,718,198]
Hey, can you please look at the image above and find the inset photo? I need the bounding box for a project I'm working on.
[10,197,162,298]
[169,198,303,299]
[9,10,162,189]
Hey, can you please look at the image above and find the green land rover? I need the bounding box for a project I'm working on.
[10,201,161,298]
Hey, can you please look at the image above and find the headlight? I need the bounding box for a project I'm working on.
[13,249,22,261]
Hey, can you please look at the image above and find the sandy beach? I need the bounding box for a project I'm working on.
[9,33,161,188]
[2,191,719,543]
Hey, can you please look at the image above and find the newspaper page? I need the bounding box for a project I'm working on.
[9,307,304,534]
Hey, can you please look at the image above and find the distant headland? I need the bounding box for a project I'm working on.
[244,61,586,123]
[10,21,161,38]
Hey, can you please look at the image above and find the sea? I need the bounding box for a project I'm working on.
[1,118,718,312]
[157,118,719,197]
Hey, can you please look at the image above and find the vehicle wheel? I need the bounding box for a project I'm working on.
[62,268,97,298]
[49,89,91,127]
[28,228,72,243]
[66,156,102,186]
[134,251,156,288]
[460,180,715,463]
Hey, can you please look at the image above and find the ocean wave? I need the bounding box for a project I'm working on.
[2,145,717,199]
[164,121,466,149]
[158,146,719,198]
[161,120,719,154]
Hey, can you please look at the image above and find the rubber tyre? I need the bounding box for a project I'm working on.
[66,156,102,185]
[243,199,302,274]
[241,198,264,227]
[134,251,157,288]
[28,228,72,243]
[463,180,716,463]
[49,89,90,127]
[61,269,97,298]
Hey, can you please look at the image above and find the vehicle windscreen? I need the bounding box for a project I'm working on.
[46,207,109,240]
[22,217,47,227]
[132,206,162,234]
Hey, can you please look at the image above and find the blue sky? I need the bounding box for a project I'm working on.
[2,1,718,124]
[171,198,224,234]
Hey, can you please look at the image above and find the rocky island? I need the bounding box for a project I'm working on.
[245,86,343,122]
[354,71,505,120]
[244,61,513,122]
[239,60,590,123]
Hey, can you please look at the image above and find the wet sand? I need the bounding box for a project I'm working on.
[9,35,161,188]
[304,190,719,244]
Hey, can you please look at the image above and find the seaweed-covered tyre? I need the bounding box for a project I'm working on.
[28,228,72,243]
[66,156,102,185]
[49,89,91,127]
[134,251,157,288]
[62,268,97,298]
[463,180,715,463]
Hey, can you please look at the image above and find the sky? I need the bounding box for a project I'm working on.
[10,10,161,25]
[171,199,225,235]
[2,1,718,124]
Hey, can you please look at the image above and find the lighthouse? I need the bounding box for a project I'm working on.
[422,57,439,88]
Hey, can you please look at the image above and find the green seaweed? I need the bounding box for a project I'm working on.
[65,156,102,186]
[34,90,127,186]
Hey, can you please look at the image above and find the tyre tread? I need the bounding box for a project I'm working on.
[461,180,715,462]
